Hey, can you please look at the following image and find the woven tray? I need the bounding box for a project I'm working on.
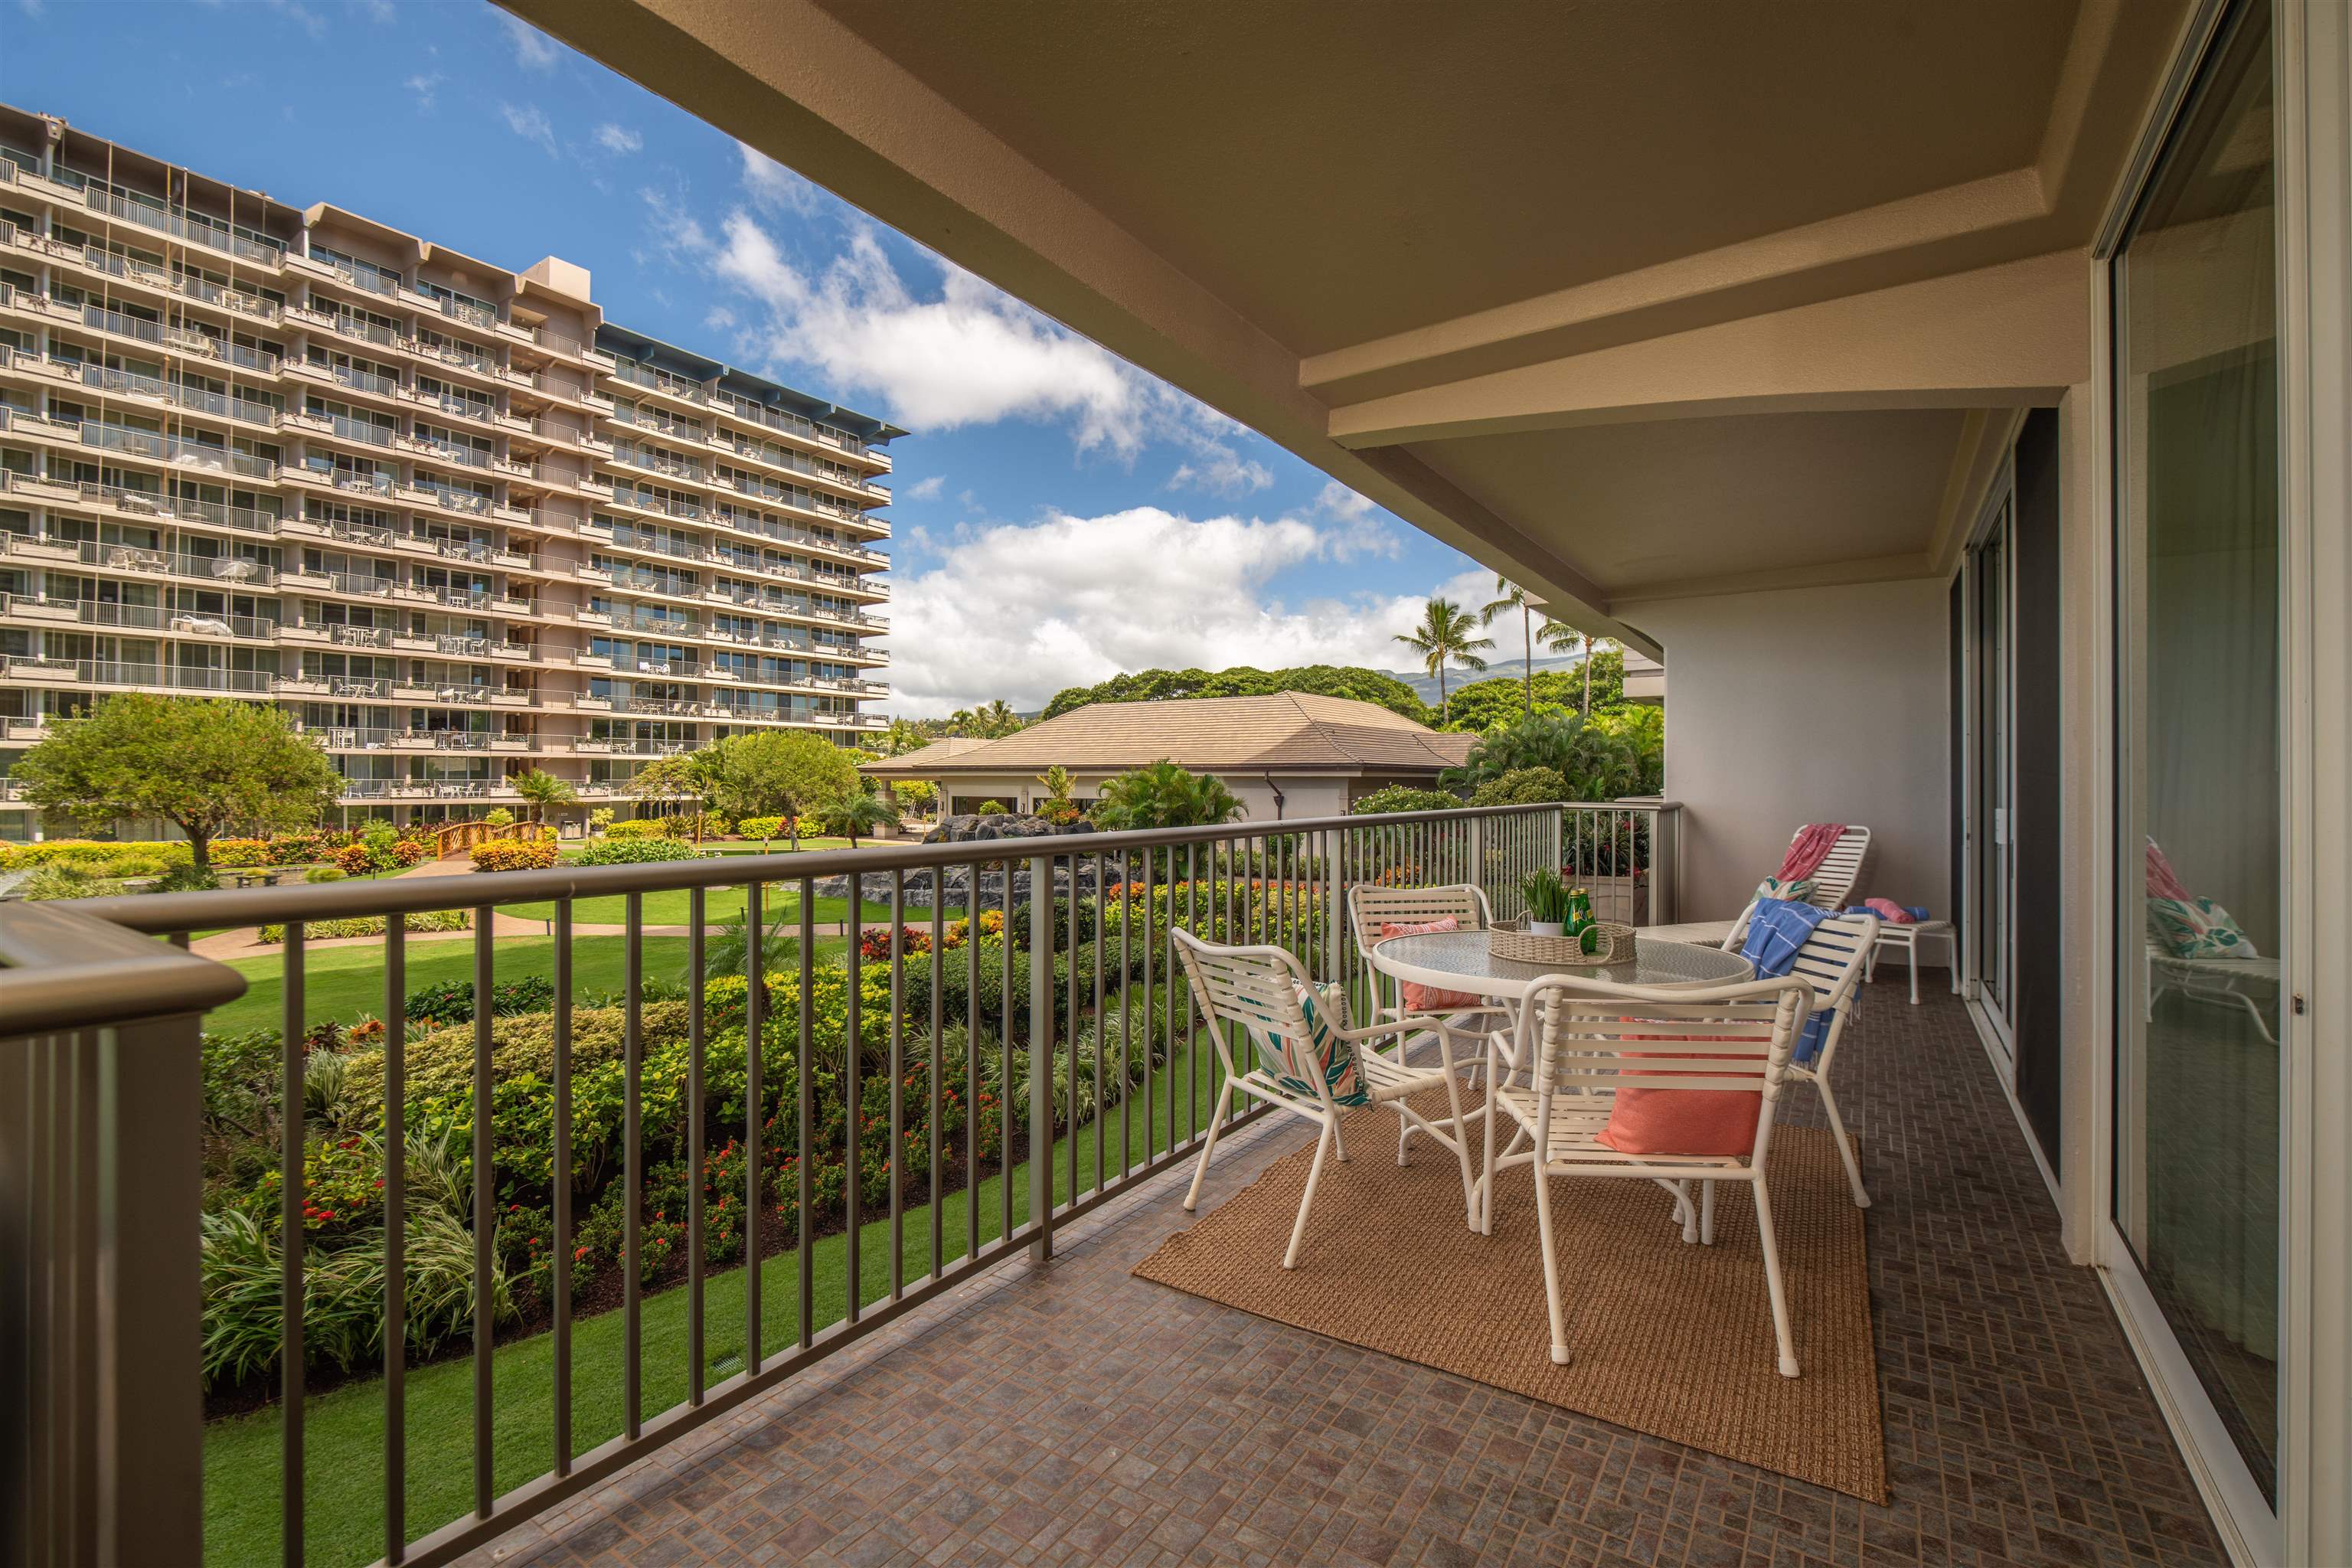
[1491,918,1635,967]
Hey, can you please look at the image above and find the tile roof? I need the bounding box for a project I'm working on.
[861,693,1472,776]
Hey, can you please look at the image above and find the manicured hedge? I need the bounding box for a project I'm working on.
[255,910,470,943]
[573,837,703,866]
[469,838,559,872]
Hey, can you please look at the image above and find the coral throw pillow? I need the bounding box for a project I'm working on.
[1379,916,1485,1011]
[1593,1037,1762,1158]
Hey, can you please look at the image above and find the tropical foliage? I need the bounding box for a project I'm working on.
[1348,786,1465,815]
[1444,710,1659,800]
[707,731,858,850]
[509,769,577,825]
[1089,760,1242,831]
[1039,663,1429,723]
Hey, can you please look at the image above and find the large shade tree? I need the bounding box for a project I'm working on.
[14,694,342,869]
[707,731,858,850]
[1393,597,1494,726]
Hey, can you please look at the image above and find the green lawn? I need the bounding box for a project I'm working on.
[202,1031,1236,1568]
[497,884,968,929]
[205,934,845,1036]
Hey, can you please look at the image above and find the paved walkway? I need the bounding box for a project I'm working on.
[454,978,2224,1568]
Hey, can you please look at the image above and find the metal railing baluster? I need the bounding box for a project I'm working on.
[844,868,863,1321]
[744,879,764,1372]
[688,886,706,1404]
[552,900,573,1474]
[998,855,1014,1246]
[928,877,943,1280]
[796,877,815,1351]
[966,861,979,1263]
[890,868,905,1302]
[281,923,305,1568]
[384,922,407,1563]
[472,905,495,1513]
[622,892,643,1440]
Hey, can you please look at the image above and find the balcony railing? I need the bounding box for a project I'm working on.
[0,801,1681,1567]
[83,185,286,266]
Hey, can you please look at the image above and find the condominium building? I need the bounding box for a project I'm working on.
[0,104,900,835]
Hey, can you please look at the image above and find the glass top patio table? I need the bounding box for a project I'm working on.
[1368,929,1756,1001]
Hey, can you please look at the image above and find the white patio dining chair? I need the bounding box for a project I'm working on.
[1172,928,1480,1269]
[1646,824,1873,952]
[1348,880,1510,1104]
[1498,971,1814,1376]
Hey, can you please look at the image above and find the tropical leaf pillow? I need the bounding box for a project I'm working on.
[1263,982,1370,1107]
[1754,875,1812,904]
[2148,895,2260,960]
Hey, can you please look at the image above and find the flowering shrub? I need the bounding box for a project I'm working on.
[604,817,668,840]
[0,839,191,877]
[858,924,933,962]
[209,838,273,868]
[736,815,786,843]
[470,838,558,873]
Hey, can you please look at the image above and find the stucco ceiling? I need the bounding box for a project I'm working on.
[509,0,2197,650]
[1412,409,1971,593]
[810,0,2082,357]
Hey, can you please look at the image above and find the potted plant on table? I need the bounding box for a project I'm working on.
[1519,869,1602,952]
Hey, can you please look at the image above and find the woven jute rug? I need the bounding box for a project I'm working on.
[1132,1101,1886,1502]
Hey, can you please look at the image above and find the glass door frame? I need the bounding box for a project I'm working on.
[1962,471,2019,1070]
[2086,0,2324,1560]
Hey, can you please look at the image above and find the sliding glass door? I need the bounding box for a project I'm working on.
[2111,0,2282,1526]
[1968,489,2016,1060]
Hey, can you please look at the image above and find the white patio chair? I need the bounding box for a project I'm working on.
[1499,972,1813,1376]
[1779,911,1880,1207]
[1646,824,1873,951]
[1172,928,1479,1268]
[1348,880,1510,1094]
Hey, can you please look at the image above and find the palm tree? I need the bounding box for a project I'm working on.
[976,698,1020,737]
[1394,597,1494,726]
[817,787,902,847]
[1091,760,1242,831]
[510,767,576,828]
[1537,618,1605,715]
[881,717,929,756]
[1480,577,1536,717]
[946,707,976,736]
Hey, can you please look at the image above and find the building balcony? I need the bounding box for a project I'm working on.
[0,802,2226,1568]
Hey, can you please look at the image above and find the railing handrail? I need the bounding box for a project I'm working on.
[87,801,1606,933]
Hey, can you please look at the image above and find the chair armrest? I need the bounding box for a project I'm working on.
[1334,1013,1457,1043]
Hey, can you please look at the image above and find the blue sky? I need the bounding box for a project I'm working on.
[1,0,1511,715]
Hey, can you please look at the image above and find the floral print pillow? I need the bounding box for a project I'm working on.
[2148,895,2260,960]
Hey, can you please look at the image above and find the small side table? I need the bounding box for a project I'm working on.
[1864,920,1958,1004]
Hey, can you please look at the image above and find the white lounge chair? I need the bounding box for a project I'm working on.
[1779,912,1880,1207]
[1647,824,1873,951]
[1500,972,1815,1376]
[2145,940,2280,1045]
[1171,929,1480,1267]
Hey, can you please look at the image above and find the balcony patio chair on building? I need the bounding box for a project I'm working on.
[1648,823,1873,951]
[1172,928,1480,1268]
[1500,971,1815,1376]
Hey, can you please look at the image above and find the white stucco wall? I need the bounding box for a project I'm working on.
[1636,579,1952,923]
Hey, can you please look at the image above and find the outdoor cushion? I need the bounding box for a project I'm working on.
[1380,915,1484,1011]
[1753,875,1812,904]
[1594,1050,1762,1158]
[2148,894,2260,961]
[1261,981,1370,1107]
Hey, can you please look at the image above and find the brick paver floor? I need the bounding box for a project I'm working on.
[463,977,2226,1568]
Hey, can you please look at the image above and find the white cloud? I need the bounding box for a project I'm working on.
[499,102,560,158]
[500,12,561,71]
[903,475,946,502]
[594,122,643,155]
[695,216,1243,459]
[17,0,46,15]
[885,505,1442,717]
[361,0,395,20]
[1168,443,1274,497]
[739,143,822,215]
[404,71,445,113]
